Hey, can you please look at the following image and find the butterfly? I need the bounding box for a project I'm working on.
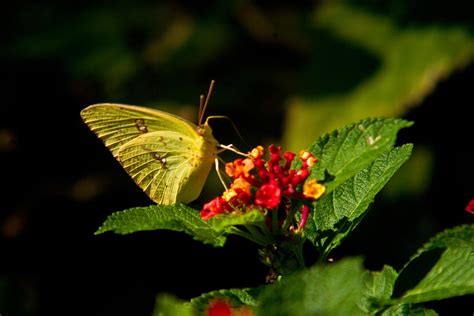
[80,81,220,205]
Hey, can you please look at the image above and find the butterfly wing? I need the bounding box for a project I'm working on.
[80,103,199,158]
[81,103,218,204]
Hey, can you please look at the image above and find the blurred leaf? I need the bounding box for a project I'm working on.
[95,204,226,247]
[284,2,474,150]
[153,294,193,316]
[256,257,366,316]
[305,145,412,252]
[382,146,434,199]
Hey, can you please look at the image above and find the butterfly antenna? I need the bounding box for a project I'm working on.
[198,94,205,125]
[206,115,251,150]
[199,80,216,126]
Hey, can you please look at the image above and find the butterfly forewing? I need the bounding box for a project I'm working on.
[81,103,218,204]
[81,103,198,158]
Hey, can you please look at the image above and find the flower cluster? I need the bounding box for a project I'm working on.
[200,145,326,229]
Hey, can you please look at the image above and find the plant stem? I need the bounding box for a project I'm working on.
[282,206,298,232]
[228,227,266,246]
[294,240,306,268]
[257,221,274,242]
[272,209,279,234]
[245,224,271,245]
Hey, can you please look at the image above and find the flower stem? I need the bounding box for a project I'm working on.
[282,206,298,232]
[245,224,271,245]
[294,241,306,268]
[257,221,274,242]
[272,210,279,234]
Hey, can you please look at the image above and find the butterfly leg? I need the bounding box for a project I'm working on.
[218,144,249,157]
[214,158,229,191]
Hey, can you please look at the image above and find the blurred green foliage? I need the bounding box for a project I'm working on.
[284,3,474,151]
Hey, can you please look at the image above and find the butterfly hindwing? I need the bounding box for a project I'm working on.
[117,131,205,204]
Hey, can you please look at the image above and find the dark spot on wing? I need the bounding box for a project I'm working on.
[135,119,148,133]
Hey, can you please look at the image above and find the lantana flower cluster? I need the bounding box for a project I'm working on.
[200,145,326,229]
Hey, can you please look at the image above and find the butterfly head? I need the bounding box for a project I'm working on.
[197,120,214,138]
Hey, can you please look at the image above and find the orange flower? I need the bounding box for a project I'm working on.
[303,179,326,199]
[225,158,254,178]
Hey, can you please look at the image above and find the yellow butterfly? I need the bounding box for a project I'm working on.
[81,81,220,204]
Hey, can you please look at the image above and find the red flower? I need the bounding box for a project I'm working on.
[207,299,232,316]
[466,199,474,214]
[201,197,229,220]
[206,299,253,316]
[255,181,282,209]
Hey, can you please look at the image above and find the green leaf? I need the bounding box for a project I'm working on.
[394,225,474,304]
[415,224,474,253]
[306,117,412,192]
[209,210,266,233]
[361,265,398,313]
[381,304,438,316]
[256,257,366,316]
[283,3,474,151]
[95,204,226,247]
[153,294,193,316]
[189,288,259,313]
[305,144,413,251]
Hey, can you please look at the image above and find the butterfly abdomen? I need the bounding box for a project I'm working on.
[175,128,217,203]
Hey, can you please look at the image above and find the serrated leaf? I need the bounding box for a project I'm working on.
[305,144,413,251]
[209,210,266,233]
[360,265,398,313]
[256,257,366,316]
[306,117,412,192]
[393,225,474,304]
[189,288,259,313]
[153,293,193,316]
[382,304,438,316]
[415,224,474,253]
[95,204,226,247]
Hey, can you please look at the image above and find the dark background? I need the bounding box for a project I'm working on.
[1,1,474,315]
